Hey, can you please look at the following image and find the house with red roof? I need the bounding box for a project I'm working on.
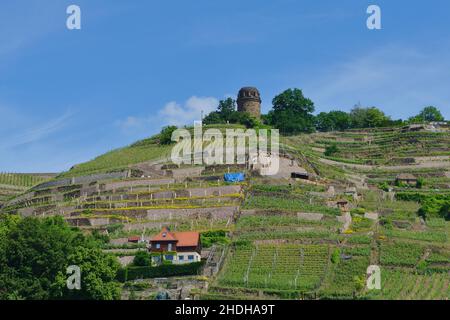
[149,227,201,265]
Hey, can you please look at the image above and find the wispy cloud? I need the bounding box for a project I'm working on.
[0,109,74,149]
[304,45,450,119]
[117,96,218,134]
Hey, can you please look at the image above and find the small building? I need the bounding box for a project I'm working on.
[149,227,202,265]
[291,172,309,180]
[128,236,140,243]
[395,173,418,186]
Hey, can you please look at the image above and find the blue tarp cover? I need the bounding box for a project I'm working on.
[224,172,245,182]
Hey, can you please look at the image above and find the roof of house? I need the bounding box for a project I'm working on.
[128,236,140,241]
[396,173,417,180]
[150,227,200,247]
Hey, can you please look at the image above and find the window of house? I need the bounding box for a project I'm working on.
[188,255,194,260]
[165,255,173,261]
[168,243,172,251]
[178,255,184,261]
[156,243,160,249]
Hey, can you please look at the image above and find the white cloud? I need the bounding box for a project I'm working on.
[159,96,218,126]
[118,96,219,134]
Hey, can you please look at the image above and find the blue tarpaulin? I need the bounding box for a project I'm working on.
[224,172,245,182]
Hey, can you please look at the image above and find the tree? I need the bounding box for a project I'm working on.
[409,106,444,123]
[267,88,316,135]
[203,98,260,128]
[0,216,121,300]
[350,106,391,128]
[315,111,352,132]
[159,126,178,145]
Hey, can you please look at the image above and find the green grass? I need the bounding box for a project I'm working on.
[59,143,171,178]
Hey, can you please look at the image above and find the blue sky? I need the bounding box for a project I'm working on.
[0,0,449,173]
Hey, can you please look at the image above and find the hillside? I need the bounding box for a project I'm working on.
[1,124,449,300]
[0,173,55,207]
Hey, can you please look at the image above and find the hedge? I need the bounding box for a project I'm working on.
[117,261,204,282]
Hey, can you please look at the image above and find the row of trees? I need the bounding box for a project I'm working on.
[202,88,446,135]
[0,215,121,300]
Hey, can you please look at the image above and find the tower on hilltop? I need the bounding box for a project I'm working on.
[237,87,261,118]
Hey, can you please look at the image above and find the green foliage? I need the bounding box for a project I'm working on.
[408,106,445,123]
[201,230,230,248]
[315,111,352,132]
[133,251,151,266]
[0,173,48,187]
[380,242,424,266]
[331,249,340,264]
[324,144,339,157]
[203,98,261,128]
[219,244,329,291]
[349,106,392,128]
[158,126,178,145]
[117,262,204,282]
[0,216,121,300]
[243,195,340,215]
[416,177,425,189]
[266,88,315,135]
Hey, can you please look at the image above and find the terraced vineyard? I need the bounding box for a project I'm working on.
[1,125,449,300]
[0,173,52,206]
[368,270,449,300]
[219,244,330,292]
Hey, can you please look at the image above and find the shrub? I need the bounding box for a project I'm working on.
[117,262,204,282]
[324,144,339,157]
[133,251,151,266]
[331,248,340,264]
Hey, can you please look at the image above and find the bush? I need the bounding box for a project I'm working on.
[117,262,204,282]
[324,144,339,157]
[159,126,178,145]
[331,248,340,264]
[133,251,151,266]
[201,230,230,248]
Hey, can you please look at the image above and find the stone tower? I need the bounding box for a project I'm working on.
[237,87,261,118]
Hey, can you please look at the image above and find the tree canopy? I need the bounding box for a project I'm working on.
[203,98,261,128]
[0,215,121,300]
[267,88,316,135]
[409,106,444,123]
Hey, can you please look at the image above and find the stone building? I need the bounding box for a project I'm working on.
[237,87,261,118]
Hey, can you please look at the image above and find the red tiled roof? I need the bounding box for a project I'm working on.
[173,231,200,247]
[150,227,177,242]
[128,236,140,241]
[150,227,199,247]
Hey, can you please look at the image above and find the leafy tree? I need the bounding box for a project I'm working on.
[267,88,315,135]
[409,106,444,123]
[315,111,352,132]
[158,126,178,145]
[350,106,391,128]
[203,98,261,128]
[0,216,121,300]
